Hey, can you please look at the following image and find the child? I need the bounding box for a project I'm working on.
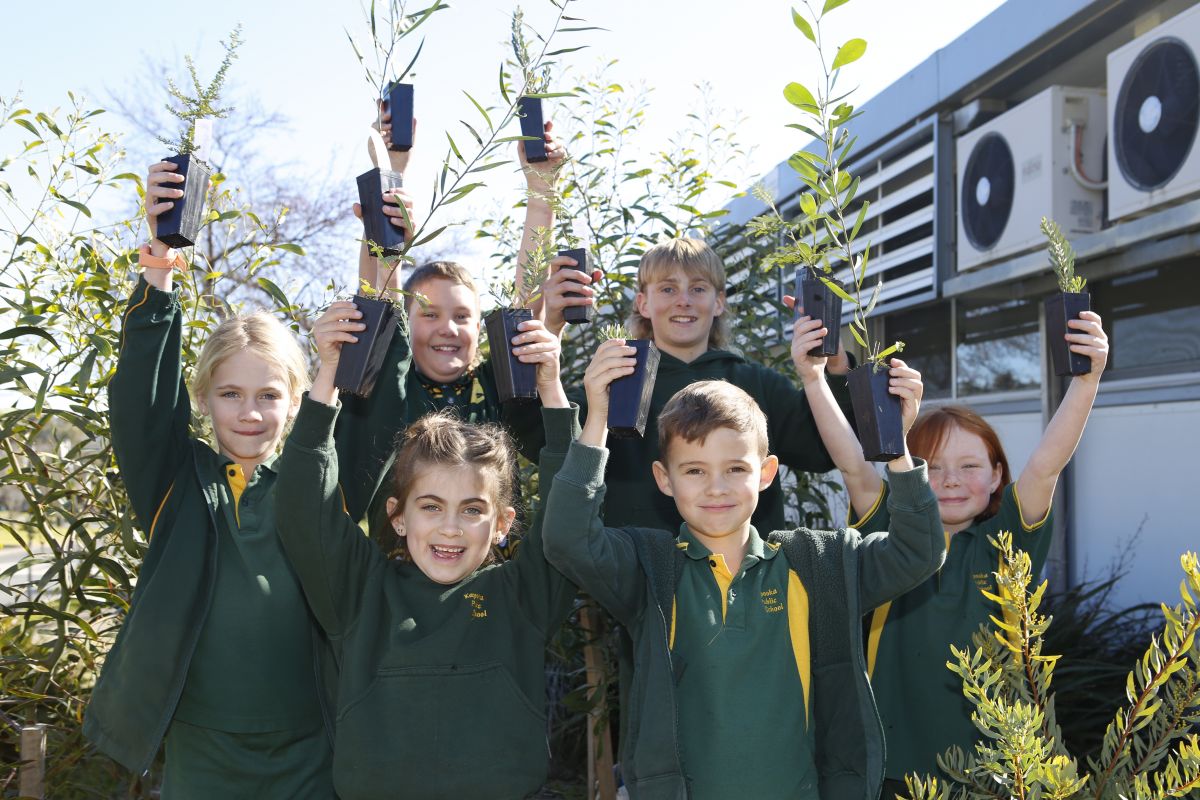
[538,237,857,533]
[542,338,946,800]
[83,163,334,797]
[271,296,577,798]
[334,111,567,525]
[790,308,1110,796]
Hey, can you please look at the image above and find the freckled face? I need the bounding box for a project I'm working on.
[926,426,1002,534]
[408,278,481,383]
[652,427,778,548]
[388,463,515,585]
[196,350,298,470]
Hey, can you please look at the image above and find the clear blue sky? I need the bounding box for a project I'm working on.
[2,0,1006,264]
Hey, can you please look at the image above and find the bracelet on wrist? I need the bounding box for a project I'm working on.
[138,243,188,271]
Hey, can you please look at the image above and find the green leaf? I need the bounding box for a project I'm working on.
[822,0,851,14]
[799,194,817,217]
[412,225,448,248]
[463,91,494,132]
[0,325,59,350]
[851,201,870,239]
[791,8,816,42]
[256,277,291,309]
[783,82,817,109]
[823,279,856,305]
[832,38,867,70]
[273,242,305,256]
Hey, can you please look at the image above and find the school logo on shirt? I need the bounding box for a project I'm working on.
[761,587,785,614]
[464,592,488,619]
[973,572,993,592]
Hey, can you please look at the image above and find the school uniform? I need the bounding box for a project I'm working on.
[561,348,855,533]
[853,482,1053,784]
[332,319,543,526]
[542,442,947,800]
[83,278,333,798]
[274,398,580,800]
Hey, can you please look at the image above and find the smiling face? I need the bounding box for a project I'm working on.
[652,426,778,550]
[408,277,481,383]
[926,425,1003,534]
[634,267,726,362]
[386,463,515,585]
[196,349,299,470]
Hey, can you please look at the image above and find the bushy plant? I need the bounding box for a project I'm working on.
[1041,216,1087,294]
[901,532,1200,800]
[156,24,243,156]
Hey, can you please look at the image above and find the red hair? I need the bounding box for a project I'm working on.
[908,406,1010,521]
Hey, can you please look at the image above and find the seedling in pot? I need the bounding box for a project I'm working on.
[486,228,552,403]
[750,4,904,460]
[153,25,243,249]
[512,7,554,163]
[334,251,419,398]
[602,323,660,438]
[1041,216,1092,377]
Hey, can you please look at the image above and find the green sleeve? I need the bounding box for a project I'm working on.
[107,277,192,530]
[980,483,1054,574]
[505,406,581,636]
[757,365,839,475]
[855,459,946,612]
[542,440,648,624]
[277,395,386,637]
[333,312,413,522]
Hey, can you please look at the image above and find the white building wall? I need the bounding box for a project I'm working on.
[1071,399,1200,609]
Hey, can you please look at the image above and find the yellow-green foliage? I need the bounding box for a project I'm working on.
[903,534,1200,800]
[1041,216,1087,295]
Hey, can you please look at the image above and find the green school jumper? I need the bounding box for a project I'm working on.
[542,443,946,800]
[275,398,580,800]
[853,482,1053,783]
[83,278,333,799]
[557,349,855,533]
[333,317,543,526]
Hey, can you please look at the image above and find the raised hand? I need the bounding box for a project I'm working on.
[1065,310,1109,382]
[309,301,367,405]
[580,338,638,446]
[145,162,185,245]
[885,359,924,435]
[540,252,601,334]
[520,120,567,198]
[511,319,565,406]
[789,315,830,387]
[371,102,415,174]
[352,185,417,238]
[783,294,850,374]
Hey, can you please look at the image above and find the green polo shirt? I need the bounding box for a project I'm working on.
[671,525,818,800]
[173,449,323,734]
[852,482,1052,780]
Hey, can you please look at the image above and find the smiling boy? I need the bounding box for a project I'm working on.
[540,237,857,533]
[542,341,946,800]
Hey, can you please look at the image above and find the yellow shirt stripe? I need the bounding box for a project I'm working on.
[224,463,247,528]
[787,570,812,725]
[149,481,175,540]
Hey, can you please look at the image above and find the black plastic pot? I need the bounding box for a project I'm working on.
[357,167,406,257]
[334,294,400,397]
[1044,291,1092,376]
[608,340,661,438]
[556,247,594,325]
[485,308,539,403]
[793,271,844,357]
[155,154,213,248]
[848,364,905,462]
[517,96,547,163]
[383,82,414,152]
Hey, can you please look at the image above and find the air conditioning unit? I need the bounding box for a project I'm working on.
[956,86,1106,272]
[1107,4,1200,222]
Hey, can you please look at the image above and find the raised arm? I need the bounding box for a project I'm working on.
[514,122,567,325]
[542,339,649,622]
[1015,310,1108,523]
[856,460,946,612]
[107,163,193,528]
[277,304,395,634]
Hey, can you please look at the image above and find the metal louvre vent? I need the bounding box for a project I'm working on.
[1114,37,1200,191]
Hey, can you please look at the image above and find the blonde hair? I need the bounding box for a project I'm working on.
[657,380,769,461]
[191,311,310,402]
[629,237,730,349]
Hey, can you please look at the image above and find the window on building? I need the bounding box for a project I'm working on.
[956,297,1040,396]
[885,303,952,398]
[1091,258,1200,375]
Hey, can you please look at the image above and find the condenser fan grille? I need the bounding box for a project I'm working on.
[961,133,1015,251]
[1115,37,1200,191]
